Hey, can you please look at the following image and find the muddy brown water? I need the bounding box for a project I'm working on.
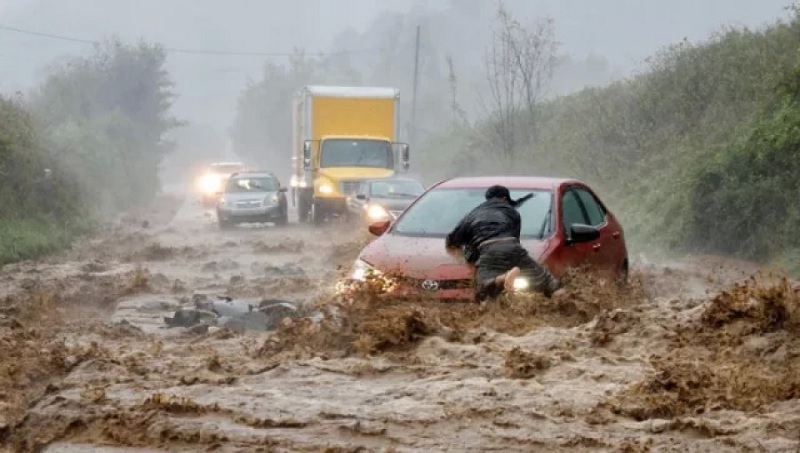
[1,194,798,452]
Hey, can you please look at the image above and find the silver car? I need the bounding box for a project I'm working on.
[216,172,289,229]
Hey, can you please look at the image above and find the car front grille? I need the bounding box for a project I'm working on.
[339,180,361,195]
[235,200,262,208]
[395,277,472,292]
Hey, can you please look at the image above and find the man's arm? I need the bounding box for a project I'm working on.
[446,212,473,249]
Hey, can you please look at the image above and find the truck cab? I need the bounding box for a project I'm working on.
[290,86,410,226]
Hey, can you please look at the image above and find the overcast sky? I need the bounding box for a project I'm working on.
[0,0,794,141]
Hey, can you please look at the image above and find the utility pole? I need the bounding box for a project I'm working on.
[410,25,421,146]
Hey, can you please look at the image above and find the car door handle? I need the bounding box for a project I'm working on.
[612,231,620,239]
[593,243,602,251]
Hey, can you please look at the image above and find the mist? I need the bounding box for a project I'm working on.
[0,0,793,189]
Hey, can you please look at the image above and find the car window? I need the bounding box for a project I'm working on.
[392,188,552,238]
[369,180,424,198]
[225,177,277,193]
[561,189,587,230]
[574,188,606,227]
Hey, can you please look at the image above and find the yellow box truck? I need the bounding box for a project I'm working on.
[290,85,410,225]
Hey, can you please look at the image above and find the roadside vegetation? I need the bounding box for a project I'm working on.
[420,4,800,274]
[0,40,179,264]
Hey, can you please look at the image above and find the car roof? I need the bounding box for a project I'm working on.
[433,176,580,190]
[230,171,276,178]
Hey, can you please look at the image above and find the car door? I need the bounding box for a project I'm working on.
[555,187,598,274]
[573,186,623,275]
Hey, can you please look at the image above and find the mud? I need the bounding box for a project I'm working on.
[1,193,799,452]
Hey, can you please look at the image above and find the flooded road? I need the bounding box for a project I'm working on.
[1,192,798,452]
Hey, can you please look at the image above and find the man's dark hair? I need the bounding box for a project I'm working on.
[485,185,511,201]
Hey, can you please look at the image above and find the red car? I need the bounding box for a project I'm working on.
[349,176,628,300]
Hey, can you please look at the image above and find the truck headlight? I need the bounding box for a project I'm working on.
[512,277,530,291]
[366,204,389,220]
[319,184,334,194]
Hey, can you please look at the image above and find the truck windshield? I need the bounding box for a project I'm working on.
[320,139,393,169]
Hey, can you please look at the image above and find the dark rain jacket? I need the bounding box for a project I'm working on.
[445,199,521,264]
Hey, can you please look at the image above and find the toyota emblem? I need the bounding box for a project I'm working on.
[421,279,439,291]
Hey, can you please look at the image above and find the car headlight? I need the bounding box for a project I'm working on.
[266,194,279,205]
[351,258,375,281]
[366,204,389,220]
[319,184,334,194]
[198,174,221,194]
[512,277,530,291]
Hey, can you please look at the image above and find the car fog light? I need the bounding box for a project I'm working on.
[512,277,530,291]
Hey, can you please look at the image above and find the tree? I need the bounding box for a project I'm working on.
[481,1,558,160]
[31,39,180,214]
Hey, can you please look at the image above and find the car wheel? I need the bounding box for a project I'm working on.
[616,260,629,290]
[275,207,289,227]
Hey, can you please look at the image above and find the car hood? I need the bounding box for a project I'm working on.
[359,233,549,280]
[222,191,276,203]
[368,197,417,211]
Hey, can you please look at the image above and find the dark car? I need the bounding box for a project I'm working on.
[216,172,289,229]
[345,177,425,223]
[348,176,629,300]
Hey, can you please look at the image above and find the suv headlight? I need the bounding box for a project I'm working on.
[266,194,279,205]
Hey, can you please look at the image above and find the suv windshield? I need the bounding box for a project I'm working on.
[369,180,424,198]
[392,187,553,238]
[321,139,393,169]
[225,177,277,193]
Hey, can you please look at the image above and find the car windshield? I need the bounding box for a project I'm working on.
[369,180,424,198]
[392,187,553,238]
[320,139,393,169]
[225,177,277,193]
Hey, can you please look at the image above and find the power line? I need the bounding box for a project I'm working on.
[0,24,380,57]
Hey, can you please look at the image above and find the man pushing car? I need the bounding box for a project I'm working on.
[445,185,562,302]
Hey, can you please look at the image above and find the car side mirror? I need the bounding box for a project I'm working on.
[355,194,367,201]
[401,144,410,170]
[568,223,600,244]
[303,141,311,169]
[368,220,391,236]
[278,187,288,193]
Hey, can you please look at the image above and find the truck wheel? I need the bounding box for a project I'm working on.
[297,192,310,223]
[311,203,325,226]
